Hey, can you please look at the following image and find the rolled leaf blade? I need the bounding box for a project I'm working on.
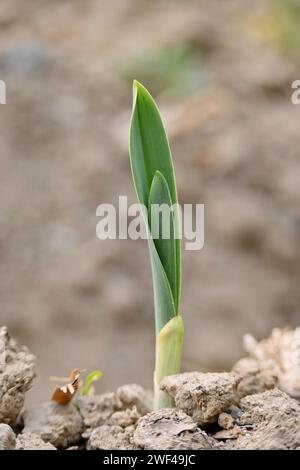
[139,201,175,334]
[129,81,181,317]
[149,170,177,307]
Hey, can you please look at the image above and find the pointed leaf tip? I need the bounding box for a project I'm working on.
[133,79,145,92]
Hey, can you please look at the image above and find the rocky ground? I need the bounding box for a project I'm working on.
[1,326,299,450]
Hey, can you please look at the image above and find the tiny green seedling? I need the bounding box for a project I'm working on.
[129,81,183,409]
[81,370,103,397]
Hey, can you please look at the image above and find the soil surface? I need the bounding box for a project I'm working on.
[0,327,299,450]
[0,0,300,406]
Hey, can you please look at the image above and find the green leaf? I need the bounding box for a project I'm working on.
[81,370,103,396]
[148,234,176,334]
[136,202,175,334]
[148,170,177,308]
[129,81,181,329]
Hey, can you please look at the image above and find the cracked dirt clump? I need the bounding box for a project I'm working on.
[229,389,300,450]
[86,407,140,450]
[0,326,36,427]
[87,424,137,450]
[77,384,151,438]
[161,372,240,426]
[16,432,57,450]
[23,402,83,449]
[76,392,122,435]
[133,408,217,450]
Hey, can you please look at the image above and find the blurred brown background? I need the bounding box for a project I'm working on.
[0,0,300,406]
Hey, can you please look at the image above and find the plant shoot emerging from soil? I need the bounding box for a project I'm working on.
[129,81,183,409]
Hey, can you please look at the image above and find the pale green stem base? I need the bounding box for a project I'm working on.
[154,315,184,410]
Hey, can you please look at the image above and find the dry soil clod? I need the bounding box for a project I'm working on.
[133,408,217,450]
[16,432,57,450]
[161,372,240,426]
[86,407,141,450]
[23,402,83,449]
[227,389,300,450]
[0,326,36,427]
[87,424,137,450]
[77,384,151,439]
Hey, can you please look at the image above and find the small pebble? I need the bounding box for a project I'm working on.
[218,412,234,430]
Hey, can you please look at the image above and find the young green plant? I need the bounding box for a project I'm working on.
[81,370,103,397]
[129,81,183,409]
